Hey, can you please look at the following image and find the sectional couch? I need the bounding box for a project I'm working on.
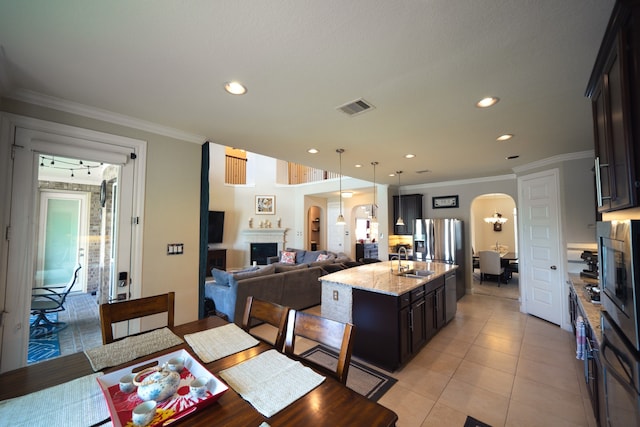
[205,249,357,325]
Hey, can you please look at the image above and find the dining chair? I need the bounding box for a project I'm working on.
[284,309,355,384]
[30,263,82,329]
[478,250,506,286]
[99,292,175,344]
[240,296,289,351]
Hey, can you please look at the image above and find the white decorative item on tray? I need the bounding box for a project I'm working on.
[96,349,228,427]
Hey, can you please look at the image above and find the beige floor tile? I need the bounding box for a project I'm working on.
[465,344,519,375]
[394,363,452,401]
[452,359,515,398]
[519,341,580,371]
[506,399,587,427]
[473,332,523,357]
[420,402,468,427]
[426,333,473,359]
[411,347,463,377]
[438,378,509,427]
[481,321,526,342]
[510,376,586,425]
[515,356,582,394]
[377,382,435,427]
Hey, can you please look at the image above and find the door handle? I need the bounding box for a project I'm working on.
[550,265,557,270]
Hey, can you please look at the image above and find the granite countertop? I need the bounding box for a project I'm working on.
[320,260,457,296]
[568,273,602,344]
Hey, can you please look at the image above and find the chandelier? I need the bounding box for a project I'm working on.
[484,211,508,224]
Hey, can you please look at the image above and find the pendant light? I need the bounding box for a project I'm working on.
[370,161,378,224]
[395,171,405,226]
[336,149,346,225]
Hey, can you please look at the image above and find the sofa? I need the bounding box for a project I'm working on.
[205,264,325,325]
[205,249,359,325]
[266,248,350,267]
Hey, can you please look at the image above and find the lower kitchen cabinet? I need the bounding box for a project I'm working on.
[353,275,447,371]
[569,281,604,426]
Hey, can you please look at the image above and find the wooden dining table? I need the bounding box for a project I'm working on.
[0,316,398,426]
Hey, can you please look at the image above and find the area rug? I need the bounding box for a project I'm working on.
[28,313,61,364]
[464,415,492,427]
[299,345,397,401]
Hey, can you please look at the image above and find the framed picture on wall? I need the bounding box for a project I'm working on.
[255,195,275,214]
[432,195,459,209]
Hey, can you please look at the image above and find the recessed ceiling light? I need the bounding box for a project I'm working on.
[476,97,500,108]
[404,154,415,159]
[224,81,247,95]
[307,148,318,154]
[389,173,396,177]
[355,164,362,168]
[506,155,519,160]
[342,191,353,198]
[497,134,513,141]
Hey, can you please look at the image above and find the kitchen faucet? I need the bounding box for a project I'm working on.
[397,246,408,272]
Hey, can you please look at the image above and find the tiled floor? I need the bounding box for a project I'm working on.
[52,277,595,427]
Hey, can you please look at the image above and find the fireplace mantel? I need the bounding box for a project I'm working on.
[241,228,289,252]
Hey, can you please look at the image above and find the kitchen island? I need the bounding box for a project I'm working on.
[321,260,458,371]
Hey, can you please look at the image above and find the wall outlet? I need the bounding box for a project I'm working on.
[333,290,339,301]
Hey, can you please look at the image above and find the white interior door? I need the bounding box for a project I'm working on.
[518,169,565,325]
[0,120,145,372]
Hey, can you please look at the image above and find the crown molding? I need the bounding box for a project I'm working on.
[6,88,207,144]
[511,150,594,174]
[404,173,516,190]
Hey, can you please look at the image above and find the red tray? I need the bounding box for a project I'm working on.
[96,349,228,427]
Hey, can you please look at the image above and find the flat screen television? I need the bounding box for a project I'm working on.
[208,211,225,244]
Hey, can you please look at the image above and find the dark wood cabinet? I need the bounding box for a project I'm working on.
[355,243,378,261]
[568,283,603,426]
[206,249,226,273]
[352,276,445,371]
[587,1,640,212]
[393,194,423,235]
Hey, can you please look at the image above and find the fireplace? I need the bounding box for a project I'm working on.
[250,243,278,265]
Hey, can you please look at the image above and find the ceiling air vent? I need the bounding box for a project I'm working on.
[336,98,375,116]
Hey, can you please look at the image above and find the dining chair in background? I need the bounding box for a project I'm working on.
[478,250,506,286]
[99,291,175,344]
[284,310,355,384]
[241,296,290,351]
[30,263,82,329]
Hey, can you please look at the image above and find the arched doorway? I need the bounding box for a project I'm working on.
[470,194,519,299]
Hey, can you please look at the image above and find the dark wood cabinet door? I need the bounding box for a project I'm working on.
[434,286,446,330]
[411,299,427,350]
[393,194,423,235]
[588,5,640,213]
[399,306,411,364]
[425,291,437,339]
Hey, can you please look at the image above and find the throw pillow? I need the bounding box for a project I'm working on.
[316,253,330,261]
[280,251,296,264]
[211,268,232,286]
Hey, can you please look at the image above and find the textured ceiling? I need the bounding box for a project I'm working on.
[0,0,615,186]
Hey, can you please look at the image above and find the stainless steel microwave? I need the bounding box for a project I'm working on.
[597,220,640,350]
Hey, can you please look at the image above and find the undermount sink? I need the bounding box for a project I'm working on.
[403,270,435,279]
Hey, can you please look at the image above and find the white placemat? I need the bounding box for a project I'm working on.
[84,327,184,371]
[0,373,110,427]
[219,349,325,418]
[184,323,259,363]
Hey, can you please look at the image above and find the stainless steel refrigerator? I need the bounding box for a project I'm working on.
[414,218,465,318]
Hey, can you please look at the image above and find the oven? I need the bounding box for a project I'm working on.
[598,220,640,426]
[601,310,640,426]
[597,221,640,349]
